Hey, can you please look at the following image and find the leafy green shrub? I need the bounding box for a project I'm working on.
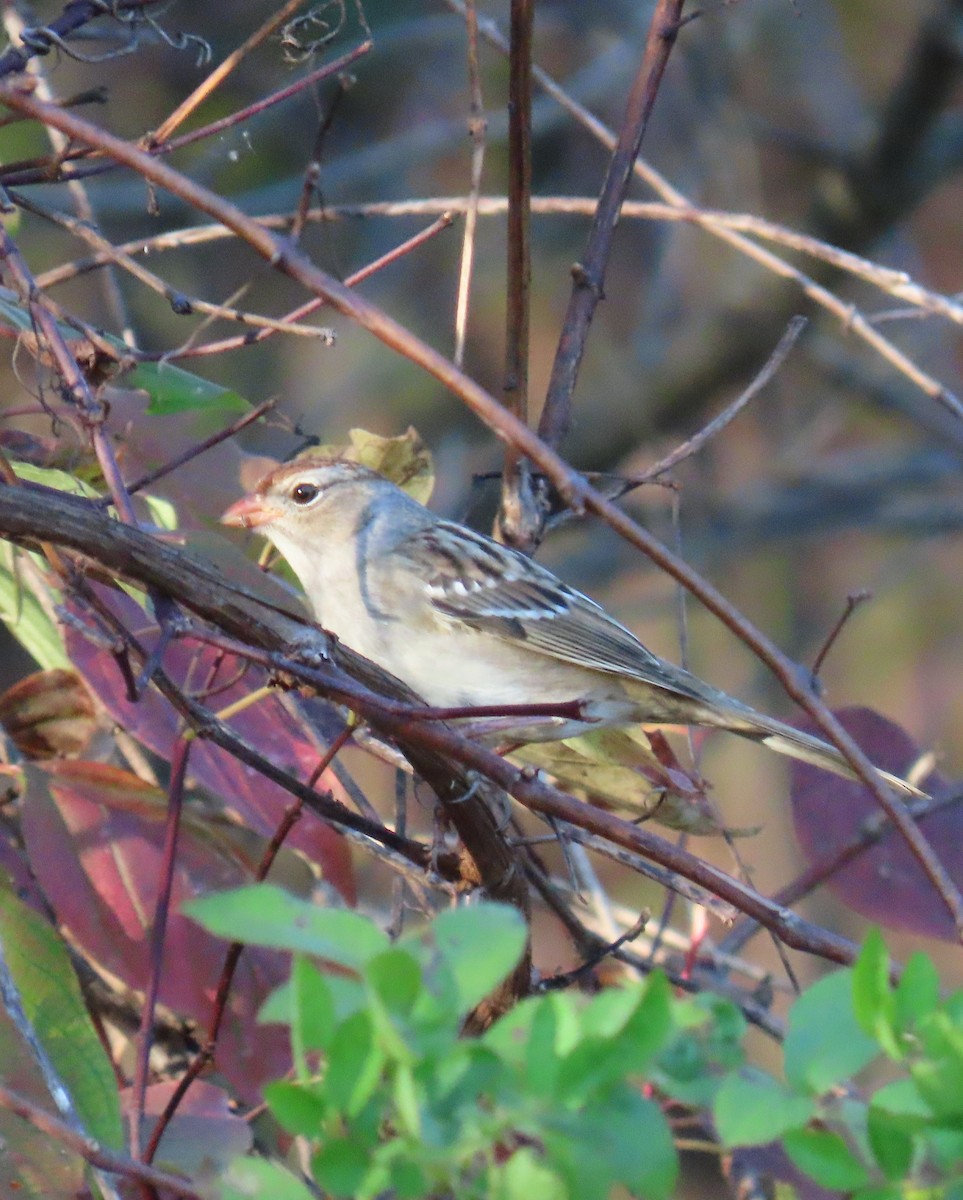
[187,891,963,1200]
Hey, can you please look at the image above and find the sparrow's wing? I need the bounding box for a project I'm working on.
[397,520,707,699]
[394,521,928,799]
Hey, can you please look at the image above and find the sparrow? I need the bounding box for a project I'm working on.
[221,457,923,798]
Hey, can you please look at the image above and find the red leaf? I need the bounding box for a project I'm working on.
[788,707,958,940]
[64,587,355,904]
[21,760,292,1102]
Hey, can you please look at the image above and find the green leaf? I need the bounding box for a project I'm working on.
[0,886,123,1149]
[853,929,899,1057]
[365,947,423,1016]
[143,491,178,531]
[573,973,674,1087]
[0,463,90,669]
[311,1138,370,1198]
[262,969,365,1031]
[656,993,745,1106]
[482,994,541,1064]
[555,982,674,1102]
[910,1053,963,1122]
[392,1064,422,1139]
[579,983,645,1039]
[714,1071,815,1146]
[0,542,68,669]
[12,462,98,498]
[219,1157,317,1200]
[289,956,337,1052]
[264,1080,325,1137]
[430,1042,502,1114]
[867,1103,916,1180]
[927,1126,963,1173]
[784,970,879,1093]
[894,953,941,1035]
[408,903,527,1017]
[125,361,250,416]
[547,1093,678,1200]
[324,1010,384,1116]
[782,1128,869,1190]
[871,1078,932,1122]
[389,1158,428,1199]
[911,1008,963,1120]
[184,884,389,967]
[492,1148,563,1200]
[611,972,674,1070]
[524,993,579,1096]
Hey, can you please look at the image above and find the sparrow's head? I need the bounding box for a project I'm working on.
[220,457,385,536]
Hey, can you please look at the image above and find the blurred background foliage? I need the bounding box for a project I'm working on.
[1,0,961,981]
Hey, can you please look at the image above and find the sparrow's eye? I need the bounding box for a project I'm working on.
[291,482,320,505]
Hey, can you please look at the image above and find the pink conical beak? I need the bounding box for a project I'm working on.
[220,494,282,529]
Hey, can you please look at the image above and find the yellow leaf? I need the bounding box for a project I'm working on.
[308,427,434,503]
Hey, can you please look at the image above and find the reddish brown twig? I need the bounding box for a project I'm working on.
[0,224,136,522]
[0,1084,202,1198]
[538,0,686,450]
[145,213,455,364]
[130,737,190,1159]
[811,590,873,677]
[94,398,278,506]
[497,0,537,550]
[143,721,355,1163]
[148,0,309,146]
[639,317,808,482]
[719,786,963,959]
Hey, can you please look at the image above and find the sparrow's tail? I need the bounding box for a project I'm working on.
[717,707,927,799]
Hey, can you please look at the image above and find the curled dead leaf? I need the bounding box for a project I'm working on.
[0,668,96,759]
[513,726,757,836]
[308,426,435,503]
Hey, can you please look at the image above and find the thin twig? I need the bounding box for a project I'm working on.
[639,316,808,481]
[0,224,138,519]
[290,74,353,244]
[445,1,963,417]
[453,0,486,368]
[37,196,963,332]
[0,1084,201,1198]
[539,0,686,448]
[0,40,373,191]
[149,0,309,145]
[11,189,334,343]
[107,397,276,503]
[0,5,134,346]
[719,786,963,959]
[0,2,159,79]
[497,0,537,550]
[130,737,190,1159]
[540,911,649,990]
[129,213,454,364]
[811,590,872,677]
[144,722,354,1163]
